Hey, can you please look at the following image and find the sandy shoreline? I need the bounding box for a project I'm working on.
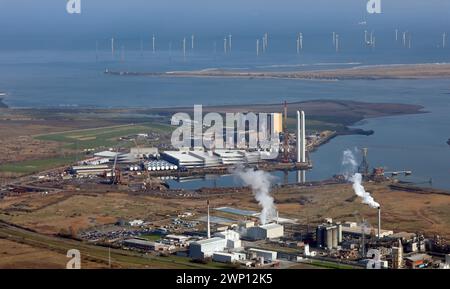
[106,63,450,80]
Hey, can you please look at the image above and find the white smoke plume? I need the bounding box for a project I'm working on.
[342,149,380,209]
[233,167,277,225]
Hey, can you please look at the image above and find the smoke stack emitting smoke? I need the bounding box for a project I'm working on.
[342,149,380,209]
[233,167,276,225]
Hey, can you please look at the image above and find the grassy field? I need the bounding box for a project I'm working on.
[0,155,77,174]
[35,123,172,150]
[0,221,232,269]
[0,123,173,176]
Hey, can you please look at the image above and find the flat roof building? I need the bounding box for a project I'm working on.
[189,237,227,260]
[247,223,284,240]
[162,151,204,168]
[248,248,277,262]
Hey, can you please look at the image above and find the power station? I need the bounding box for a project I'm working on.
[296,111,306,163]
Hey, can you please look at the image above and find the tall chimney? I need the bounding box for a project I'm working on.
[296,111,301,163]
[378,206,381,240]
[207,200,211,239]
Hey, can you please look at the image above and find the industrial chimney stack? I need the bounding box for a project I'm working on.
[207,200,211,239]
[296,111,306,163]
[378,206,381,240]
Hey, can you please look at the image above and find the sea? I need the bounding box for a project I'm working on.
[0,20,449,190]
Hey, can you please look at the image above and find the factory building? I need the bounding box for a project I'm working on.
[78,157,110,166]
[391,239,404,269]
[212,252,246,264]
[189,237,227,260]
[123,239,172,252]
[214,150,246,165]
[188,150,221,167]
[316,223,342,249]
[341,222,393,238]
[162,151,204,168]
[246,223,284,240]
[268,113,283,135]
[70,165,110,176]
[130,147,158,158]
[248,248,278,262]
[214,230,242,249]
[405,254,432,269]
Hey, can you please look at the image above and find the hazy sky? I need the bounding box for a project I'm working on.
[0,0,448,47]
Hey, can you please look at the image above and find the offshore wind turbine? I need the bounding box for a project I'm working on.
[228,34,232,52]
[443,32,447,49]
[191,34,195,50]
[299,33,303,51]
[183,37,186,58]
[152,34,156,53]
[335,34,340,52]
[256,39,260,56]
[111,37,115,58]
[224,37,227,54]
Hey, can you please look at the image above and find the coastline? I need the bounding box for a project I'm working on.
[105,63,450,81]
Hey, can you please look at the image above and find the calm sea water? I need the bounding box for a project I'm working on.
[0,30,449,189]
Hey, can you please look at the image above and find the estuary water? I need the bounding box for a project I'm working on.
[0,32,449,189]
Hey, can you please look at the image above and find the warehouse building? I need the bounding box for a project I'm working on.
[212,252,246,264]
[162,151,204,168]
[214,230,242,249]
[341,222,393,238]
[70,165,110,176]
[130,147,158,158]
[189,150,221,167]
[123,238,172,252]
[214,150,246,165]
[189,237,227,260]
[248,248,277,262]
[246,223,284,240]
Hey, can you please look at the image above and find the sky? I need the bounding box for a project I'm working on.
[0,0,448,49]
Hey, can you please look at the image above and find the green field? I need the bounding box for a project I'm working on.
[0,123,173,176]
[0,155,77,174]
[35,123,172,150]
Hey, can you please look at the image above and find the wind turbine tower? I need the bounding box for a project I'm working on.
[256,39,260,56]
[111,37,115,58]
[152,34,156,53]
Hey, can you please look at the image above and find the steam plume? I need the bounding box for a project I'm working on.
[233,167,276,225]
[342,149,380,209]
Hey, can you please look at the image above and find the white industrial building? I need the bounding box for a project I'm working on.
[189,150,221,167]
[71,165,110,176]
[130,147,158,158]
[341,222,394,238]
[248,248,278,262]
[189,237,227,260]
[78,157,110,166]
[212,252,246,264]
[246,223,284,240]
[214,230,242,249]
[162,151,204,168]
[214,150,246,165]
